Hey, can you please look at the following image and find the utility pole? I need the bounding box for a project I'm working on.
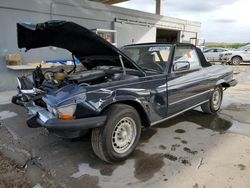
[156,0,164,15]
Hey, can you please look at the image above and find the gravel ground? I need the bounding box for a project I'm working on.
[0,152,29,188]
[0,151,61,188]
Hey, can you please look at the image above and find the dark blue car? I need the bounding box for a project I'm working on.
[13,21,237,163]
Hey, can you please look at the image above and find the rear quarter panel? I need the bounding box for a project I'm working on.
[203,65,234,88]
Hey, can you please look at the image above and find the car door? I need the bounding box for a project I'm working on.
[244,48,250,61]
[167,45,210,116]
[122,44,170,123]
[211,49,224,61]
[210,49,218,61]
[204,49,215,61]
[215,49,226,61]
[203,49,211,61]
[213,49,221,61]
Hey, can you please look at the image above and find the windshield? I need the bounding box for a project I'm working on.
[121,44,172,73]
[237,45,250,51]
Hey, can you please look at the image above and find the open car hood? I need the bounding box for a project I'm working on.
[17,20,143,72]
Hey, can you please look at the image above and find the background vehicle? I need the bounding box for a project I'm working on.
[197,46,207,52]
[203,48,228,62]
[220,44,250,65]
[13,21,237,163]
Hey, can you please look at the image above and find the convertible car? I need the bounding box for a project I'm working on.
[12,21,237,163]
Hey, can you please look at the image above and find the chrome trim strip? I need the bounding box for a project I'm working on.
[20,89,36,94]
[151,100,209,126]
[169,90,211,106]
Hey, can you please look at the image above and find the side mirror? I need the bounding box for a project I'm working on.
[173,61,190,72]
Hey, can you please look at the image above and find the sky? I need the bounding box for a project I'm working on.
[115,0,250,43]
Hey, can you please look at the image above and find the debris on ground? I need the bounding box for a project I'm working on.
[0,152,30,188]
[183,147,198,155]
[164,153,178,161]
[197,158,204,169]
[0,152,61,188]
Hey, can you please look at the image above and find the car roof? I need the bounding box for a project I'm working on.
[205,48,228,50]
[123,42,196,48]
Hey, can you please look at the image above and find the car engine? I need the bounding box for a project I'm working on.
[12,65,140,107]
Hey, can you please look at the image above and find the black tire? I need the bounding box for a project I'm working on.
[91,104,141,163]
[201,86,223,114]
[231,56,242,65]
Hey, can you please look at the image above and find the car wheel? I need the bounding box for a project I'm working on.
[231,56,242,65]
[91,104,141,163]
[201,86,223,114]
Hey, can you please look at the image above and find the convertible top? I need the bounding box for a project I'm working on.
[196,47,211,67]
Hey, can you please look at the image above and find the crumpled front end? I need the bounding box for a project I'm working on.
[20,84,107,138]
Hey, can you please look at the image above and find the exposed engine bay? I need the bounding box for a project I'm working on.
[36,65,139,90]
[12,63,140,107]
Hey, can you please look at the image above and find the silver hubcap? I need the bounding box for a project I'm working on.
[232,58,241,65]
[112,117,137,154]
[212,89,221,110]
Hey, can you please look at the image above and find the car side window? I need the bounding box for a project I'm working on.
[217,49,225,52]
[173,46,201,71]
[206,49,215,53]
[204,49,211,53]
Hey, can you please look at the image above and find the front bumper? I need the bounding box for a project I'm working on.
[27,115,106,131]
[26,106,106,131]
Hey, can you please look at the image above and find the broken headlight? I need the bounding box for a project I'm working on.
[57,104,77,120]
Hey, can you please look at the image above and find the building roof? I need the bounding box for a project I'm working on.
[89,0,129,4]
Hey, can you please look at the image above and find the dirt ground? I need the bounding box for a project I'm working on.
[0,152,61,188]
[0,152,29,188]
[0,65,250,188]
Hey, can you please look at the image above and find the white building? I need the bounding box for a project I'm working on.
[0,0,201,90]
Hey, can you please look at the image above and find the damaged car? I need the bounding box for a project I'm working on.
[12,21,237,163]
